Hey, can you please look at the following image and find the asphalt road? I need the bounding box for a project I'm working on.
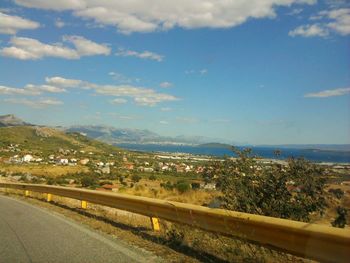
[0,195,160,263]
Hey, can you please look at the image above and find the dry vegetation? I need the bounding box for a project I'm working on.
[0,163,89,177]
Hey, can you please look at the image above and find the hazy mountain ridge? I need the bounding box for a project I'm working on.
[65,125,225,145]
[0,114,32,127]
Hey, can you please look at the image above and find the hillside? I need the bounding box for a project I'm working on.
[0,126,121,155]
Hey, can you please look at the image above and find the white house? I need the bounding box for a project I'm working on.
[22,154,34,162]
[59,159,69,165]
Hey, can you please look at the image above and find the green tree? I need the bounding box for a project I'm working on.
[204,147,326,222]
[176,181,191,193]
[131,174,141,183]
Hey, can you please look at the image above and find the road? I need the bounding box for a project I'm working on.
[0,195,160,263]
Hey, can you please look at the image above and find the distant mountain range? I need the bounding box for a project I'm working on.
[65,125,228,145]
[0,114,349,152]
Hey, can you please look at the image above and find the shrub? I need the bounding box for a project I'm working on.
[149,175,157,181]
[328,188,344,199]
[191,182,200,190]
[176,181,191,193]
[81,176,97,188]
[332,207,347,228]
[131,174,141,183]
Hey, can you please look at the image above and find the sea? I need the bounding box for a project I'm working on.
[116,143,350,164]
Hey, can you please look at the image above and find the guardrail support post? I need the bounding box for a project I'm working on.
[25,190,30,197]
[46,193,52,202]
[81,200,87,209]
[150,217,160,231]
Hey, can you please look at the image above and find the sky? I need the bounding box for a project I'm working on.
[0,0,349,145]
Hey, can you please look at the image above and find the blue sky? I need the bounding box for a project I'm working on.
[0,0,349,144]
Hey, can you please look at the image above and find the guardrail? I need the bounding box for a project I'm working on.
[1,182,349,263]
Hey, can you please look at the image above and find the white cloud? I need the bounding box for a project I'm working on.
[45,76,83,88]
[159,120,169,125]
[63,35,111,56]
[116,48,163,62]
[289,24,329,37]
[159,82,172,88]
[0,85,40,95]
[14,0,86,11]
[0,83,66,96]
[290,8,350,37]
[108,71,133,83]
[13,0,316,34]
[304,87,350,98]
[287,8,303,15]
[0,11,40,34]
[199,69,208,75]
[0,36,110,60]
[185,69,208,75]
[44,76,179,106]
[110,98,127,104]
[25,84,66,93]
[55,18,66,28]
[4,97,63,108]
[325,8,350,35]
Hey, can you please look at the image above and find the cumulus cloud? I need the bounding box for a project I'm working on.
[4,97,63,108]
[116,48,163,62]
[289,8,350,37]
[289,24,329,37]
[13,0,316,34]
[0,83,66,96]
[0,35,110,60]
[159,82,172,88]
[0,85,40,95]
[45,76,179,106]
[0,11,40,34]
[63,35,111,56]
[304,87,350,98]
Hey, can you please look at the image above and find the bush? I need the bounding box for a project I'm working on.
[131,174,141,183]
[328,188,344,199]
[176,181,191,193]
[81,176,97,188]
[149,175,157,181]
[191,182,200,190]
[332,207,347,228]
[160,181,173,190]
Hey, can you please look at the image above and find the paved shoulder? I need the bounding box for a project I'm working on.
[0,195,160,263]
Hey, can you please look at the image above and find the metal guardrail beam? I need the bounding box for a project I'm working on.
[1,182,349,263]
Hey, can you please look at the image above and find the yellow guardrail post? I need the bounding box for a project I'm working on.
[150,217,160,231]
[25,190,30,197]
[46,193,52,202]
[81,200,87,209]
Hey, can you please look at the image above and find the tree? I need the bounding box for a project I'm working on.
[203,147,327,222]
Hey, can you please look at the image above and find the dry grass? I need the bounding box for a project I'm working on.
[0,163,89,177]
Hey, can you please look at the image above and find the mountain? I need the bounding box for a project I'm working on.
[0,126,120,155]
[0,114,31,127]
[65,125,226,145]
